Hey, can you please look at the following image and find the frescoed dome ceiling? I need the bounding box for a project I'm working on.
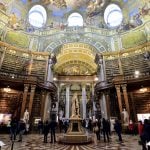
[18,0,148,30]
[1,0,148,31]
[39,0,110,17]
[54,43,97,75]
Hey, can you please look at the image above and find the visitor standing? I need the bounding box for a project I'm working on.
[18,119,26,142]
[138,120,144,136]
[10,117,18,140]
[43,120,49,143]
[93,120,100,140]
[114,119,123,142]
[102,118,110,142]
[49,119,57,143]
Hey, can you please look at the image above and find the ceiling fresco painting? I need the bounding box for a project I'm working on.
[0,2,6,12]
[54,43,97,76]
[0,0,149,32]
[25,0,109,17]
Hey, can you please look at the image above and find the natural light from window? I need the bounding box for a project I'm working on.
[28,5,47,28]
[104,4,123,28]
[68,13,83,27]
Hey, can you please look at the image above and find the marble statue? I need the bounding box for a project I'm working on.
[71,93,79,117]
[122,108,129,125]
[23,109,29,123]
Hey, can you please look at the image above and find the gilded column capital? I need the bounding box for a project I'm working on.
[115,85,121,90]
[81,83,86,88]
[41,90,46,96]
[103,90,110,96]
[66,84,71,89]
[121,84,127,90]
[24,84,29,92]
[31,85,36,92]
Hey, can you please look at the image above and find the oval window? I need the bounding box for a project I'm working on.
[68,12,83,27]
[28,5,47,28]
[104,4,123,28]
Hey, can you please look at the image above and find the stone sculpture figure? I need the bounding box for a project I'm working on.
[122,108,129,125]
[71,93,79,117]
[23,109,29,124]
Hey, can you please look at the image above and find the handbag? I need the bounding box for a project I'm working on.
[94,126,99,132]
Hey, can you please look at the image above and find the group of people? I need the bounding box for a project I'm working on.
[138,119,150,150]
[93,118,111,142]
[82,118,123,143]
[8,117,26,142]
[37,119,57,143]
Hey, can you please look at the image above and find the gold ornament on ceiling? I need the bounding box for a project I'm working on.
[41,0,67,8]
[54,43,97,76]
[62,65,90,75]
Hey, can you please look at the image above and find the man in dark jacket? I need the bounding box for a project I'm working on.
[102,118,110,142]
[18,119,26,142]
[114,119,123,142]
[49,120,57,143]
[10,118,18,140]
[43,120,49,143]
[140,119,150,150]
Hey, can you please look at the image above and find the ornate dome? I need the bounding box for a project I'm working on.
[1,0,149,31]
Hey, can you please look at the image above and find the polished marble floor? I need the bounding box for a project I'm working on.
[0,133,142,150]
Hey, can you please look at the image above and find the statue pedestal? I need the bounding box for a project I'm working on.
[122,123,129,133]
[59,116,92,144]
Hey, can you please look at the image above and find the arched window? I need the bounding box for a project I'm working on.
[68,12,83,27]
[28,5,47,28]
[104,4,123,28]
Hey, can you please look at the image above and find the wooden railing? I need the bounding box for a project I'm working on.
[104,50,150,82]
[95,72,150,91]
[0,70,57,92]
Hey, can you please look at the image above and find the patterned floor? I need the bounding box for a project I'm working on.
[0,133,142,150]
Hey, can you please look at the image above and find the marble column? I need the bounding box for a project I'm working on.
[115,85,123,114]
[105,91,110,119]
[43,93,50,121]
[28,85,36,117]
[92,101,97,121]
[21,84,29,118]
[82,84,87,119]
[121,84,130,116]
[40,90,46,121]
[65,85,70,119]
[57,85,60,115]
[91,84,96,119]
[100,92,108,119]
